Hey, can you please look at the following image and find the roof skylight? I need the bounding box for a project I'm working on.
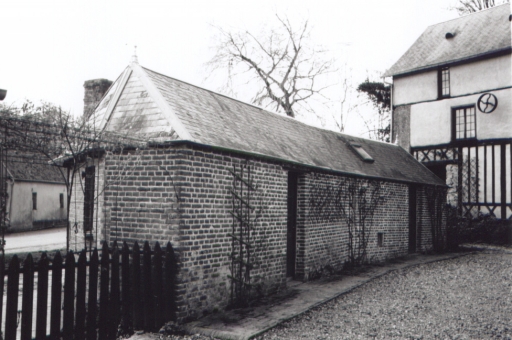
[349,143,374,163]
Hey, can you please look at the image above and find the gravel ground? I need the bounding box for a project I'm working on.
[132,248,512,340]
[257,248,512,340]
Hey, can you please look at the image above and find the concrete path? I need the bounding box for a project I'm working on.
[4,227,66,254]
[183,251,472,340]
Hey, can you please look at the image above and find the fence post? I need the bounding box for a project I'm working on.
[86,248,99,340]
[50,251,63,339]
[132,242,142,330]
[35,253,49,340]
[153,242,163,330]
[164,242,177,322]
[142,241,153,331]
[121,242,132,335]
[5,255,20,340]
[63,251,76,338]
[21,254,34,340]
[109,242,120,339]
[75,250,87,340]
[98,242,110,340]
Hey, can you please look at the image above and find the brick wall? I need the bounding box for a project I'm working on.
[297,173,411,280]
[296,173,347,279]
[103,149,181,247]
[68,143,446,323]
[171,145,288,321]
[99,145,288,322]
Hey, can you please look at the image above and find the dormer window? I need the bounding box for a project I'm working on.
[438,67,450,98]
[349,143,374,163]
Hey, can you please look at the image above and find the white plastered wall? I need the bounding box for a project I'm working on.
[393,54,512,107]
[410,88,512,147]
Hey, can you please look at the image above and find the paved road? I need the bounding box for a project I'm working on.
[4,227,67,254]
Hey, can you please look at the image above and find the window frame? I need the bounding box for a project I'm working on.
[438,67,450,99]
[452,105,477,142]
[348,142,374,163]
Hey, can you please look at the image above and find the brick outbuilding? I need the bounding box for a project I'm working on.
[68,60,446,322]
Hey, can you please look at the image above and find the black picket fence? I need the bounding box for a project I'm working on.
[0,241,177,340]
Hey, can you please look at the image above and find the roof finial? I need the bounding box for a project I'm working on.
[131,45,138,64]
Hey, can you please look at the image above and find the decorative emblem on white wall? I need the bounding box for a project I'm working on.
[477,93,498,113]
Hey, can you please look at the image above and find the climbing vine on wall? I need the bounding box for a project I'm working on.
[340,178,385,265]
[309,175,386,266]
[228,161,266,307]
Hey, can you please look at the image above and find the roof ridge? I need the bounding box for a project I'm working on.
[426,2,509,28]
[92,64,444,187]
[140,65,389,142]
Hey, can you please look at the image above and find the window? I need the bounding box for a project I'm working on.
[60,193,64,209]
[453,106,476,140]
[438,67,450,98]
[32,192,37,210]
[377,233,384,247]
[349,143,374,163]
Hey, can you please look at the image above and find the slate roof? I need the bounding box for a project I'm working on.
[384,3,511,77]
[5,153,65,183]
[92,63,445,186]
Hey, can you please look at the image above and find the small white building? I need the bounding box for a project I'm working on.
[5,154,67,232]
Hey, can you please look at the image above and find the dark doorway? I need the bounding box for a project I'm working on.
[287,172,298,277]
[409,185,417,253]
[426,164,447,183]
[83,165,96,232]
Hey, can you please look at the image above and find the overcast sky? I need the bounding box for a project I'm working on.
[1,0,460,136]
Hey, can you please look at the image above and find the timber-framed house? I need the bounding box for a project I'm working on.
[385,4,512,219]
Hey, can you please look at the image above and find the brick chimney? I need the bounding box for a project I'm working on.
[83,79,112,120]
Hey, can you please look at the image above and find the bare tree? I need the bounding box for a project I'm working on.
[453,0,509,15]
[0,101,142,250]
[206,15,335,118]
[331,66,362,134]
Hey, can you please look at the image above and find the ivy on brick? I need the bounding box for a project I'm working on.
[308,175,386,266]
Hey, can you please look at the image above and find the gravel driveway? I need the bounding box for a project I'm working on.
[256,248,512,340]
[137,247,512,340]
